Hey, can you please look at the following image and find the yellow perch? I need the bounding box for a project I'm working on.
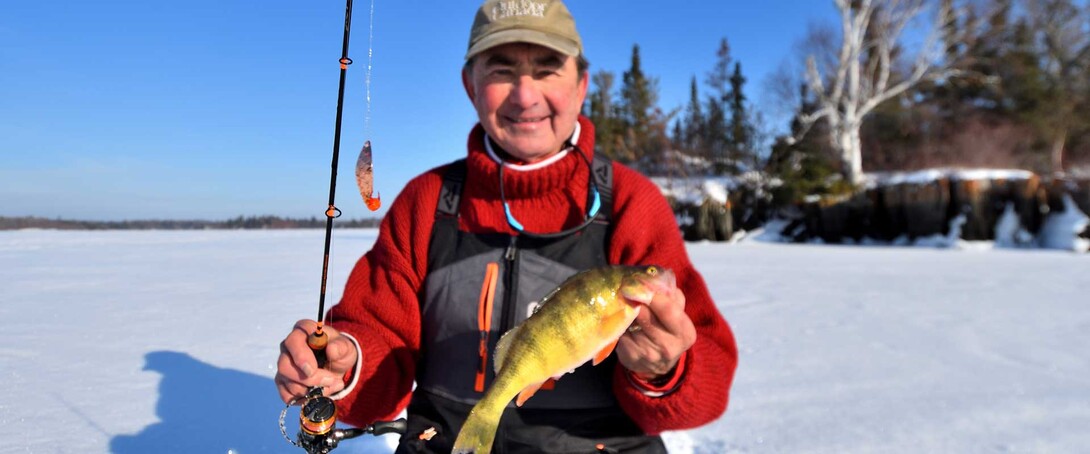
[452,265,676,454]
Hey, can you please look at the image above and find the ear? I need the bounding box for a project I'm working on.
[462,66,476,102]
[575,69,589,108]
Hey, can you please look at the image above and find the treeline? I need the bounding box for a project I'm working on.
[584,38,761,177]
[585,0,1090,209]
[861,0,1088,171]
[0,216,382,231]
[771,0,1090,206]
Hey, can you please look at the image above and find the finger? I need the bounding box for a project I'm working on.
[310,370,345,396]
[614,335,644,370]
[277,366,345,401]
[284,320,321,377]
[632,327,673,365]
[626,334,676,377]
[624,309,671,356]
[670,286,686,310]
[326,336,358,375]
[616,342,669,378]
[276,374,311,403]
[277,352,327,388]
[651,304,695,344]
[628,306,673,349]
[630,305,653,330]
[645,289,694,338]
[650,289,697,349]
[645,287,682,318]
[277,351,308,382]
[618,329,669,368]
[625,316,689,374]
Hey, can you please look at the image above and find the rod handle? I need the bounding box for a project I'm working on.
[307,329,329,369]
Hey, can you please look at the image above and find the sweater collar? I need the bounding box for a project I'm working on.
[483,121,581,172]
[466,116,596,200]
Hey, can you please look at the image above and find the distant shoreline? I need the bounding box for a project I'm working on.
[0,216,381,231]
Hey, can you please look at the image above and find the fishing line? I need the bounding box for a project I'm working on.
[324,0,377,333]
[282,3,404,452]
[283,1,357,452]
[313,0,356,339]
[364,0,375,139]
[327,0,376,332]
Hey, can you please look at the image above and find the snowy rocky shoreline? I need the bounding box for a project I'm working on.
[658,169,1090,252]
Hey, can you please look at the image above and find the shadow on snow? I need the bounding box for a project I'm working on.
[110,350,393,453]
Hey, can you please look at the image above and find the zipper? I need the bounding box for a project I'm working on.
[497,236,556,392]
[474,262,499,392]
[498,236,520,338]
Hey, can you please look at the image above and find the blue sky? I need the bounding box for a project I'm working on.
[1,1,834,221]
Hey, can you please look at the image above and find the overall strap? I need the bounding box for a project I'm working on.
[436,159,467,217]
[427,154,613,269]
[428,159,468,270]
[590,153,613,224]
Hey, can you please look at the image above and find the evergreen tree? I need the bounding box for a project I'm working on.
[973,0,1013,113]
[728,62,755,172]
[703,95,729,173]
[683,76,705,159]
[618,44,666,169]
[1023,0,1089,172]
[703,38,733,174]
[1003,19,1050,128]
[684,76,701,148]
[586,70,623,161]
[671,119,684,153]
[767,84,840,207]
[705,38,732,105]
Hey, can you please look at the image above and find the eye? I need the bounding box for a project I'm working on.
[646,266,658,276]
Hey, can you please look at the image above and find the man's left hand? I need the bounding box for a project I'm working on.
[615,283,696,381]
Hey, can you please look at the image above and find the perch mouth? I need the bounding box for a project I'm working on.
[620,267,675,306]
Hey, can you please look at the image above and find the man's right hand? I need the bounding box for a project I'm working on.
[276,319,358,403]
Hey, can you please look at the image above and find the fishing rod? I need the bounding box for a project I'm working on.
[279,1,401,452]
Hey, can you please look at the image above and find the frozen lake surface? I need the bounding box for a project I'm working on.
[1,229,1087,453]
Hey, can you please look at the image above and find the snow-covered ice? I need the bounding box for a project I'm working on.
[1,229,1087,453]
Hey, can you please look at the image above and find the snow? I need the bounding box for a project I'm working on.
[2,229,1089,453]
[989,195,1090,253]
[863,168,1035,188]
[1037,194,1090,253]
[995,203,1036,249]
[652,177,735,205]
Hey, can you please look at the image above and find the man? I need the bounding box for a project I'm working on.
[276,1,737,452]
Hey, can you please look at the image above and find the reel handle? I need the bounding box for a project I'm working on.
[369,419,408,436]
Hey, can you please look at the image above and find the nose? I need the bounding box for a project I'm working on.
[507,75,542,110]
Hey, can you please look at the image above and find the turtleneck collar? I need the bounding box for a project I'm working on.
[466,116,596,200]
[483,121,582,172]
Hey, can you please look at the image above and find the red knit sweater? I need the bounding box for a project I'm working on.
[329,116,737,434]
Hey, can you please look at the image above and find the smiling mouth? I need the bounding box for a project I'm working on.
[507,116,549,125]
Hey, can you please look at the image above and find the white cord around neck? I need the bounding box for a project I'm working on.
[484,122,581,172]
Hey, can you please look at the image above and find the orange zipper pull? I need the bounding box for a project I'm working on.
[474,262,500,392]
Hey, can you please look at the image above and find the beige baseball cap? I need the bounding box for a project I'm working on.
[465,0,584,61]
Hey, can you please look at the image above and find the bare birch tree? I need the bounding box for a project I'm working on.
[794,0,956,185]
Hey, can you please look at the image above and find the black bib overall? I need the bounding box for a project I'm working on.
[395,156,666,454]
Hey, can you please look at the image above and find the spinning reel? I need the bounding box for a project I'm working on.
[278,330,407,454]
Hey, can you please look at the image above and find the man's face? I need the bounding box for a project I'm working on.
[463,43,588,163]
